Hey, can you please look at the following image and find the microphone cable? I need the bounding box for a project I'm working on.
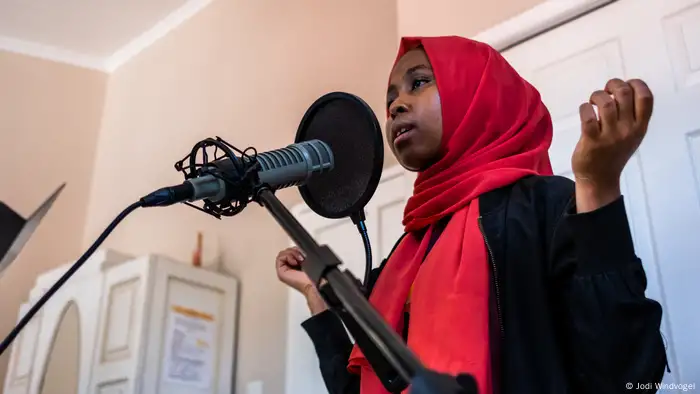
[0,200,144,356]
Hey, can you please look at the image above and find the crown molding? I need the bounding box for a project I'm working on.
[102,0,213,72]
[0,36,107,71]
[472,0,617,52]
[0,0,213,73]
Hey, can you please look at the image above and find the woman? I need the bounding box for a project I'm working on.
[275,36,668,394]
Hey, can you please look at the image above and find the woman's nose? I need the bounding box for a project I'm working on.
[389,100,409,120]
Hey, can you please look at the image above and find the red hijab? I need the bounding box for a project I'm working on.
[347,36,554,394]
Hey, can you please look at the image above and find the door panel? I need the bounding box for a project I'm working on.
[89,260,150,394]
[503,0,700,386]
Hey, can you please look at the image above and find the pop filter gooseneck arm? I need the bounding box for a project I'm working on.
[351,210,373,288]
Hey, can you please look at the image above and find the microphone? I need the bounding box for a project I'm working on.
[140,139,334,208]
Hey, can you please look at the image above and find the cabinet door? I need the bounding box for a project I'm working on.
[3,303,40,394]
[140,257,239,394]
[89,258,151,394]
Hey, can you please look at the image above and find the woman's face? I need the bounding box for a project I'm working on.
[386,48,443,171]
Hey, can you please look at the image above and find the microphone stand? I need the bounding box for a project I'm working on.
[166,136,477,393]
[254,187,477,394]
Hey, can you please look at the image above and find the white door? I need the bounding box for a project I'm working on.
[284,166,415,394]
[502,0,700,387]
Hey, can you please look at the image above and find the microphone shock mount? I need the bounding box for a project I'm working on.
[173,136,263,219]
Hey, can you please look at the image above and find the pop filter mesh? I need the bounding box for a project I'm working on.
[296,93,383,219]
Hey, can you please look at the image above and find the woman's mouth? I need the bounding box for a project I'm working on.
[394,126,415,146]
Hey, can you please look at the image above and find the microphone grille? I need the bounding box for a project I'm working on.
[294,140,334,173]
[256,145,304,170]
[256,140,334,189]
[257,140,333,171]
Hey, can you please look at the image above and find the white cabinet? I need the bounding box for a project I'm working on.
[3,250,239,394]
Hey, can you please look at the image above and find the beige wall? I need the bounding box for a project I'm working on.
[0,51,107,388]
[0,0,545,392]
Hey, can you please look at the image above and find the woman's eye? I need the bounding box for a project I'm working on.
[411,78,430,91]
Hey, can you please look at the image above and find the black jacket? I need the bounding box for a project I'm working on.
[301,175,668,394]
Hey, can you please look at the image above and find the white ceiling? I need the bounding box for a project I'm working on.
[0,0,210,72]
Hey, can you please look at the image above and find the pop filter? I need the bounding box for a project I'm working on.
[294,92,384,288]
[295,92,384,220]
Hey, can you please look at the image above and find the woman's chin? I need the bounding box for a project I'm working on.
[397,153,430,172]
[394,141,441,172]
[400,164,421,172]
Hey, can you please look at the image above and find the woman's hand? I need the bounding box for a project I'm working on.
[572,78,654,213]
[276,246,311,292]
[275,246,328,314]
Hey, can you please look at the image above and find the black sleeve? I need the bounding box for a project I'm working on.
[301,310,359,394]
[549,196,668,393]
[298,264,387,394]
